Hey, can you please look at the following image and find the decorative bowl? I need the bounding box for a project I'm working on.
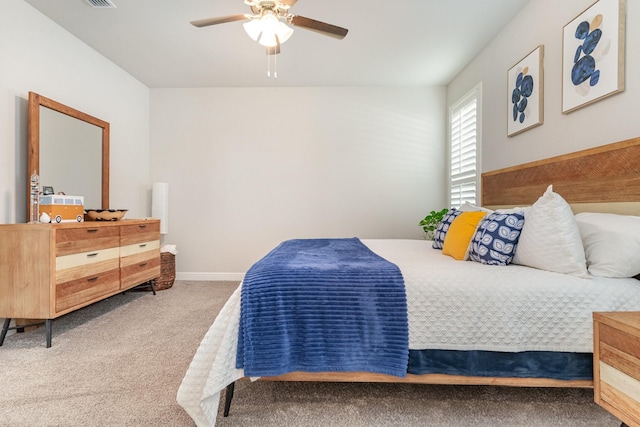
[84,209,128,221]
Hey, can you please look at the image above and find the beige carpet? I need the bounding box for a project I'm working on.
[0,281,621,426]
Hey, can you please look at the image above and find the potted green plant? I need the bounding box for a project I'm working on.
[419,208,449,240]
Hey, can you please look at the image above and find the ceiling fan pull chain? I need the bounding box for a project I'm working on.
[274,49,278,79]
[267,51,271,78]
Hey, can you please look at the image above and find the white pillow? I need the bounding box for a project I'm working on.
[512,185,589,277]
[496,206,531,215]
[575,212,640,278]
[457,202,494,213]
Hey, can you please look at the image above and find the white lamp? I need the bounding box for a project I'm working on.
[152,182,169,235]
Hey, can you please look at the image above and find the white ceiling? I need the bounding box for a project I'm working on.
[23,0,530,88]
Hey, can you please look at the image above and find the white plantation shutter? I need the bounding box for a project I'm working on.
[449,84,481,207]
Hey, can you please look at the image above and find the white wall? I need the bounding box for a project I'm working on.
[150,87,446,277]
[0,0,150,224]
[448,0,640,172]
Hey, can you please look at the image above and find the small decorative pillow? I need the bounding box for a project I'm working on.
[575,212,640,278]
[432,208,462,249]
[469,212,525,266]
[512,185,589,277]
[442,211,487,260]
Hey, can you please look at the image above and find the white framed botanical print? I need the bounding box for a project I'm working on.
[508,45,544,137]
[562,0,625,114]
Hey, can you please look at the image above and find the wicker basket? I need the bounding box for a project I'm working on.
[155,252,176,291]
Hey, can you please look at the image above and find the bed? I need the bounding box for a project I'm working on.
[177,137,640,427]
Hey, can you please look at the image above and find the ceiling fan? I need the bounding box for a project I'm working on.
[191,0,348,55]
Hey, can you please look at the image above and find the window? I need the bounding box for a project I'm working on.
[448,84,481,207]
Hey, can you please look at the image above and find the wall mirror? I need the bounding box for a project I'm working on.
[27,92,109,221]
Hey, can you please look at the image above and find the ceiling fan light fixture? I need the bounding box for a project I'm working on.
[243,12,294,47]
[243,19,263,41]
[275,21,294,43]
[259,21,293,47]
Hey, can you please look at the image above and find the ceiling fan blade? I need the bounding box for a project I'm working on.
[190,15,247,28]
[280,0,298,6]
[290,15,348,39]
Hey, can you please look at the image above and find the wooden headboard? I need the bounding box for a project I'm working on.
[482,137,640,215]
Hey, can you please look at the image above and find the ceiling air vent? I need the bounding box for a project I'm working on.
[85,0,117,8]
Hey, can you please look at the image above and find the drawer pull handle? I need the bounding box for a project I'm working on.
[139,244,147,248]
[87,253,99,258]
[139,262,148,267]
[139,225,147,229]
[87,229,99,233]
[87,277,99,282]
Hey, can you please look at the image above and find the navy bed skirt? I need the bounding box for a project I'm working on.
[407,349,593,381]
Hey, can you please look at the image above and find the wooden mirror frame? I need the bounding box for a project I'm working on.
[27,92,110,221]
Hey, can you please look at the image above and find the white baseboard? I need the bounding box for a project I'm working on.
[175,272,245,281]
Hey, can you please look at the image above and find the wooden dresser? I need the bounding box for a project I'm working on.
[0,219,161,347]
[593,311,640,427]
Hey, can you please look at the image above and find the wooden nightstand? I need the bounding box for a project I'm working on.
[593,312,640,427]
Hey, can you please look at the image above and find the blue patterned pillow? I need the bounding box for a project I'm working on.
[469,212,525,265]
[432,208,462,250]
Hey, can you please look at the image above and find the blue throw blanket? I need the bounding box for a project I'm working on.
[236,238,409,377]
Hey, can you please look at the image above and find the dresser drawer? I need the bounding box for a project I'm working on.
[599,323,640,379]
[56,226,120,256]
[56,247,120,281]
[120,221,160,246]
[121,251,161,289]
[120,240,160,257]
[56,268,120,313]
[594,312,640,427]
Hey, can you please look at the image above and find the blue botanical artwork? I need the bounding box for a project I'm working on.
[511,68,534,124]
[562,0,624,114]
[571,15,603,88]
[507,45,543,137]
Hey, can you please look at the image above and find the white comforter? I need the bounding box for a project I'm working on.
[177,239,640,426]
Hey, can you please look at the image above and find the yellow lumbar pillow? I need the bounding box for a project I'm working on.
[442,211,487,260]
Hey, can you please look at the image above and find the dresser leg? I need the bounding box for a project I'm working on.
[1,318,51,346]
[45,319,52,348]
[0,318,10,346]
